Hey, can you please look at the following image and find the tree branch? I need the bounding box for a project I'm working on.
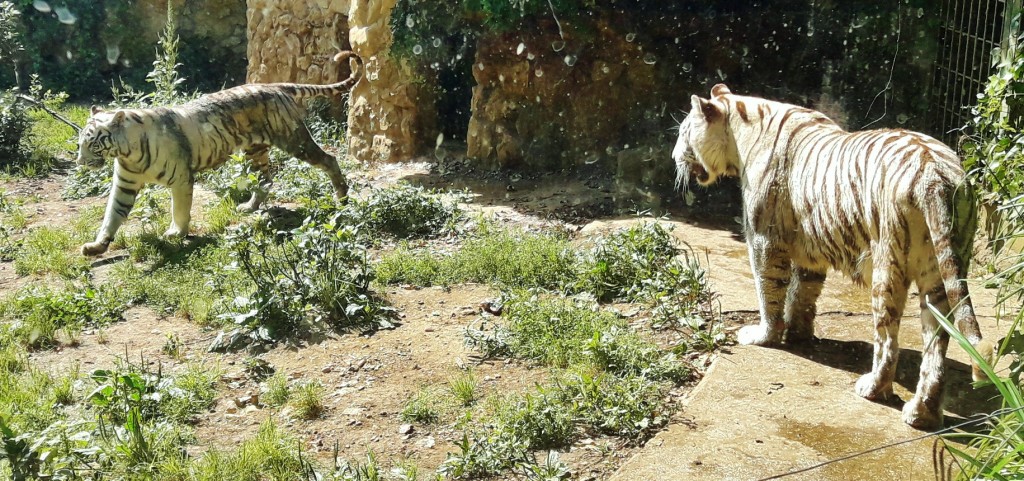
[13,94,81,133]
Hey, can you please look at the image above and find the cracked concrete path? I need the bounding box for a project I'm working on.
[599,220,1005,481]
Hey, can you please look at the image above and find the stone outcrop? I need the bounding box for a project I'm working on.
[466,20,662,173]
[345,0,429,162]
[246,0,351,85]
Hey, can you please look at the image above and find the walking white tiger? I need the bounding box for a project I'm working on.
[75,51,363,256]
[672,83,993,428]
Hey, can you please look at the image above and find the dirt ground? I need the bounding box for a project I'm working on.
[2,162,712,479]
[4,158,1013,480]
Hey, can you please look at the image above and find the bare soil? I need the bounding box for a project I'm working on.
[2,163,710,479]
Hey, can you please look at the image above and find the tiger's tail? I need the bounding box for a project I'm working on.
[330,50,364,92]
[917,170,993,381]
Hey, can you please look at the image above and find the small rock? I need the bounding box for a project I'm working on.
[416,436,436,449]
[322,365,334,373]
[398,424,414,435]
[225,406,238,414]
[342,407,362,416]
[287,372,303,380]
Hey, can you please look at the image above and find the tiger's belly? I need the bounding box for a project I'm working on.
[790,217,874,285]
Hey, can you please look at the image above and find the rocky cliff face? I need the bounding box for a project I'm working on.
[246,0,351,85]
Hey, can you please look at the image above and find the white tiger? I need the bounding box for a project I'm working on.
[75,52,362,256]
[672,83,993,428]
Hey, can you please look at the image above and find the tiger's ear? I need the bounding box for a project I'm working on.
[111,111,125,125]
[91,105,104,115]
[711,83,731,97]
[690,95,723,122]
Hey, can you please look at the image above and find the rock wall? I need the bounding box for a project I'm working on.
[346,0,431,162]
[246,0,351,85]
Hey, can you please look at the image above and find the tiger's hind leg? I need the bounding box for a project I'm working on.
[238,145,273,213]
[855,239,909,402]
[278,125,349,201]
[902,257,951,429]
[738,235,791,346]
[784,266,826,343]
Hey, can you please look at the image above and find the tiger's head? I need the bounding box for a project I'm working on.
[673,83,738,190]
[76,106,125,170]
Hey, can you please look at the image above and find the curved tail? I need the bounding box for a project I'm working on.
[331,50,364,92]
[918,173,994,380]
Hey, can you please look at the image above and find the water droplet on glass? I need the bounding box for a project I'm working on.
[432,38,441,48]
[65,50,73,60]
[535,68,544,78]
[436,132,444,148]
[413,44,423,55]
[564,55,577,67]
[681,62,693,73]
[896,114,909,124]
[54,6,76,24]
[601,65,610,74]
[105,44,120,65]
[406,15,415,28]
[917,8,924,18]
[516,43,526,55]
[626,33,636,42]
[527,53,535,60]
[477,62,485,71]
[643,53,657,65]
[552,40,565,52]
[717,68,726,80]
[584,155,600,165]
[32,0,50,13]
[498,74,505,82]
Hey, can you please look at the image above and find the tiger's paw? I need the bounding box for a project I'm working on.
[81,241,110,256]
[784,327,815,344]
[902,396,942,430]
[163,227,187,239]
[737,325,779,346]
[236,201,259,213]
[854,373,893,401]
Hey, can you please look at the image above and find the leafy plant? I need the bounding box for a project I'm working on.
[225,219,389,341]
[347,182,465,239]
[0,284,127,349]
[0,90,32,173]
[400,387,445,424]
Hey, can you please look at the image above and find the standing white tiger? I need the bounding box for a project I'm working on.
[75,52,362,256]
[673,84,993,428]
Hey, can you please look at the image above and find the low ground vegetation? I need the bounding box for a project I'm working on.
[0,20,722,477]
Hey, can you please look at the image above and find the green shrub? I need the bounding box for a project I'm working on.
[225,219,389,340]
[347,182,464,239]
[0,91,32,173]
[576,221,680,302]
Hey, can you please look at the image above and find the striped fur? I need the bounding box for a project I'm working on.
[672,83,993,429]
[76,51,364,256]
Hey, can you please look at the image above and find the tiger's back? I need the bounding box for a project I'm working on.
[76,51,363,257]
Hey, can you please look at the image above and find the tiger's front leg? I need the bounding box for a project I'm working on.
[82,167,143,256]
[165,182,193,239]
[738,234,791,345]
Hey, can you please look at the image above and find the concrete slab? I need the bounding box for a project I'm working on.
[605,219,1007,481]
